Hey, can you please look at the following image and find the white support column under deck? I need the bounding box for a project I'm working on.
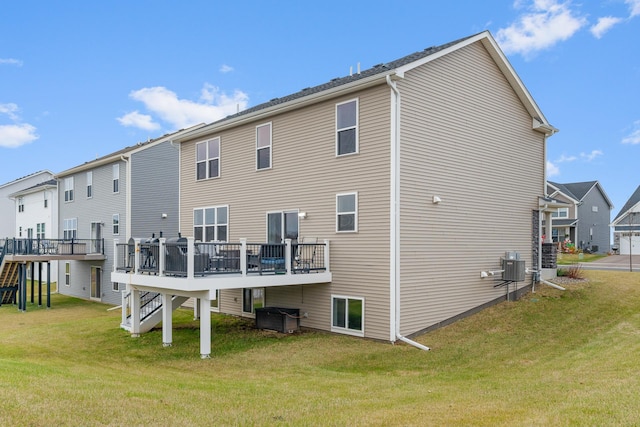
[130,288,141,337]
[199,295,211,358]
[162,293,173,347]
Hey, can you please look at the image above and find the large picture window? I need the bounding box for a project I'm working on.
[336,192,358,232]
[256,123,272,170]
[336,99,358,155]
[332,295,363,336]
[194,206,228,242]
[196,137,220,180]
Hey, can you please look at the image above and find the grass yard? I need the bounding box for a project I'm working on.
[557,252,607,265]
[1,270,640,426]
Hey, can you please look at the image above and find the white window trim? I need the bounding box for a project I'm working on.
[65,262,71,287]
[210,289,220,312]
[112,214,120,235]
[64,177,74,203]
[256,122,272,171]
[86,171,93,199]
[335,98,359,157]
[331,294,364,337]
[193,205,229,242]
[242,287,265,316]
[336,192,358,233]
[195,137,221,181]
[112,164,120,194]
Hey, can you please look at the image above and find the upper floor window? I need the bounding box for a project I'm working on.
[552,208,568,218]
[87,171,93,198]
[63,218,77,240]
[112,214,120,235]
[112,164,120,193]
[64,177,74,202]
[336,192,358,232]
[196,137,220,180]
[592,206,599,213]
[18,197,24,212]
[256,123,272,170]
[194,206,228,242]
[36,223,45,239]
[336,99,358,156]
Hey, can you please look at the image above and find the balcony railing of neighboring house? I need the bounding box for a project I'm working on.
[3,238,106,256]
[114,237,329,278]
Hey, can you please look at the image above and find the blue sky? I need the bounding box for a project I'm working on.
[1,0,639,217]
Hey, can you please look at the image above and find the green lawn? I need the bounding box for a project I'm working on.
[1,270,640,426]
[556,252,607,265]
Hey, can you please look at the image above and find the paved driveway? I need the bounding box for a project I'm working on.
[581,255,640,271]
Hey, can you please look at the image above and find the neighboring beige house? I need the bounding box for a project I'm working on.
[112,31,557,357]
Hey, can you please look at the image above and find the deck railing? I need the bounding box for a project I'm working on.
[114,237,329,278]
[2,238,105,256]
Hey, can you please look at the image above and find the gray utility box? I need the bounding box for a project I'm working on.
[255,307,300,333]
[502,258,526,282]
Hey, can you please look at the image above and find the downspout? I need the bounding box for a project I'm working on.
[121,155,131,239]
[386,74,430,352]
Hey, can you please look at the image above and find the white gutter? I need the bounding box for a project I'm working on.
[386,74,430,352]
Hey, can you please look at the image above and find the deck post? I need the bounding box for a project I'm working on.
[199,294,211,358]
[133,239,141,274]
[285,239,292,274]
[162,293,173,347]
[324,239,330,271]
[187,237,195,279]
[240,239,247,276]
[46,262,51,309]
[158,238,166,277]
[130,288,141,337]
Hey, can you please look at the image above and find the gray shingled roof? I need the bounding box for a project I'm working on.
[208,33,478,126]
[614,185,640,222]
[548,180,598,201]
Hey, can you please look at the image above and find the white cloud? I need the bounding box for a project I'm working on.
[496,0,587,57]
[0,103,20,121]
[0,123,38,148]
[219,64,234,73]
[580,150,603,161]
[590,16,623,38]
[120,84,249,131]
[556,154,577,163]
[626,0,640,17]
[116,111,160,131]
[622,121,640,144]
[546,160,560,177]
[0,58,23,66]
[0,103,39,148]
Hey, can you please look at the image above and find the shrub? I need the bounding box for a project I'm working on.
[558,263,584,279]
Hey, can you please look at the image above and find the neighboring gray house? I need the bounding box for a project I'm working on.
[611,185,640,255]
[0,170,54,240]
[113,31,559,357]
[546,181,613,253]
[56,125,203,305]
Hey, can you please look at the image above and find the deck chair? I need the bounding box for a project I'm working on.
[294,237,317,273]
[258,243,286,274]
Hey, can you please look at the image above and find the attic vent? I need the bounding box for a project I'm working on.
[424,46,435,51]
[301,87,310,91]
[372,63,383,68]
[331,77,340,82]
[270,98,279,102]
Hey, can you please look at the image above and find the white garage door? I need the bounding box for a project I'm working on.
[619,233,640,255]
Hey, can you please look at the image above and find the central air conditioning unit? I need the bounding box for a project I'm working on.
[502,258,526,282]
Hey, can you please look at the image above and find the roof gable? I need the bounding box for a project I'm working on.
[613,185,640,223]
[178,31,556,142]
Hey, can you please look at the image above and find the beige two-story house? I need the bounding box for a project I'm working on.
[112,31,557,357]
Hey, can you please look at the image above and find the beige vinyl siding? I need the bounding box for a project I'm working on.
[397,42,545,335]
[179,85,393,340]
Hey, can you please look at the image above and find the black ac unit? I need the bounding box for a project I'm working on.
[502,259,526,281]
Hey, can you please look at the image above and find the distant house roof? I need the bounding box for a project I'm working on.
[8,179,57,198]
[55,124,206,177]
[548,180,613,208]
[0,170,54,189]
[612,185,640,223]
[176,31,557,143]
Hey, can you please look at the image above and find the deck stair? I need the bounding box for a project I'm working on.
[121,292,189,333]
[0,254,20,306]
